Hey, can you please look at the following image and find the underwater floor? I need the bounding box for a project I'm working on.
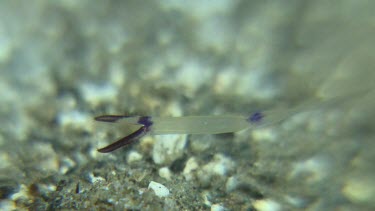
[0,1,374,210]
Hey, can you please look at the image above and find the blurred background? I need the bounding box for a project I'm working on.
[0,0,374,210]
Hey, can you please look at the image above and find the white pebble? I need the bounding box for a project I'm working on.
[127,151,143,163]
[148,181,170,198]
[204,154,234,176]
[59,157,76,175]
[159,167,172,181]
[33,143,59,172]
[88,173,106,183]
[289,155,329,182]
[253,199,281,211]
[0,152,11,169]
[211,204,226,211]
[57,110,90,129]
[174,59,212,97]
[342,178,375,204]
[213,67,238,95]
[198,154,235,186]
[0,200,16,211]
[10,185,28,201]
[79,82,117,107]
[183,157,199,181]
[152,134,187,165]
[225,176,239,192]
[251,128,277,142]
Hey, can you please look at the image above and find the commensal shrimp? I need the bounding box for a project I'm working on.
[94,88,371,153]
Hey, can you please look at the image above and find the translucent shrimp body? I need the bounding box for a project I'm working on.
[94,87,372,153]
[150,116,249,135]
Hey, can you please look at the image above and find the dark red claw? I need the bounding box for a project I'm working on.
[94,115,129,123]
[97,126,148,153]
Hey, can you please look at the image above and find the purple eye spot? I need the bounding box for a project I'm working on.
[138,116,153,129]
[247,111,264,123]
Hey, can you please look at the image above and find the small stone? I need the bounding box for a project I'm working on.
[203,154,234,176]
[88,173,105,184]
[148,181,170,198]
[57,110,91,130]
[225,176,239,192]
[183,157,199,181]
[79,82,118,107]
[190,135,213,153]
[0,199,16,210]
[32,143,59,172]
[174,59,212,97]
[127,151,143,163]
[289,155,329,183]
[159,167,172,181]
[152,134,187,165]
[59,157,76,175]
[0,152,11,169]
[197,154,235,186]
[253,199,281,211]
[211,204,226,211]
[251,128,277,142]
[342,177,375,205]
[10,184,28,201]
